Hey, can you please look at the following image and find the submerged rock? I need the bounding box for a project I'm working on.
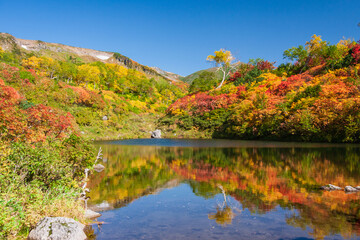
[320,184,342,191]
[93,164,105,172]
[151,129,161,138]
[345,186,359,192]
[84,209,101,219]
[89,201,113,212]
[27,217,86,240]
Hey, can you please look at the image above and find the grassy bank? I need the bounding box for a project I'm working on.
[0,137,95,239]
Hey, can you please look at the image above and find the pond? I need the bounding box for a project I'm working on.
[87,139,360,240]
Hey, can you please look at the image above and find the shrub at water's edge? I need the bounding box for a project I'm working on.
[0,138,94,239]
[160,36,360,143]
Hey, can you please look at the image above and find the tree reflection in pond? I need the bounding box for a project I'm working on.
[89,141,360,239]
[208,184,241,226]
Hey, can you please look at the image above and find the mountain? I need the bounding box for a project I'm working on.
[180,63,241,84]
[180,67,220,84]
[0,32,178,82]
[151,67,183,82]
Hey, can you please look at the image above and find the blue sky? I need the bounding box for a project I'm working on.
[0,0,359,76]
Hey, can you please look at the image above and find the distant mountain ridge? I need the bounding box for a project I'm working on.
[180,67,220,84]
[180,63,241,84]
[151,66,183,82]
[0,32,182,82]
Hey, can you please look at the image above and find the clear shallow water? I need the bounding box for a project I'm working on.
[88,139,360,240]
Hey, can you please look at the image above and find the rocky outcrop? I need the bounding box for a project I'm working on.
[321,184,360,193]
[151,129,161,138]
[151,67,182,82]
[345,186,359,192]
[27,217,86,240]
[93,164,105,173]
[84,209,101,219]
[320,184,342,191]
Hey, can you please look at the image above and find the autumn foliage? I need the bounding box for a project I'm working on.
[0,79,75,143]
[163,36,360,142]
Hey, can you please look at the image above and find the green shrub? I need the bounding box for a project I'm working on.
[189,72,218,93]
[19,70,36,83]
[0,136,94,239]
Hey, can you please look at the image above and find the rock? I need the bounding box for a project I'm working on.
[320,184,342,191]
[328,184,342,190]
[151,129,161,138]
[27,217,86,240]
[84,209,101,219]
[345,186,359,192]
[89,201,113,212]
[102,115,108,121]
[93,164,105,172]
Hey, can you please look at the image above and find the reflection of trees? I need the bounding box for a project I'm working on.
[161,146,360,239]
[286,203,355,240]
[208,205,234,225]
[88,145,177,207]
[88,143,360,239]
[208,185,238,226]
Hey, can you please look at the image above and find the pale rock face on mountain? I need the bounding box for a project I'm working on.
[151,66,183,82]
[0,33,113,61]
[0,32,181,83]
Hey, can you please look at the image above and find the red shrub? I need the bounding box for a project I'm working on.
[351,43,360,63]
[256,60,275,71]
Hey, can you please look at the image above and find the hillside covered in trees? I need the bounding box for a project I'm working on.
[0,34,186,239]
[161,35,360,143]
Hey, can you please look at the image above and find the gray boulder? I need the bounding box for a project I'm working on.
[84,209,101,219]
[93,164,105,172]
[345,186,359,192]
[320,184,342,191]
[27,217,86,240]
[151,129,161,138]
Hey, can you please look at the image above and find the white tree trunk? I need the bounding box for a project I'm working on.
[217,67,227,89]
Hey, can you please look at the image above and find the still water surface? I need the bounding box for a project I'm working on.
[88,139,360,240]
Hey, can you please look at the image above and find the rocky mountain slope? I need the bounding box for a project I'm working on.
[0,32,179,82]
[151,66,183,82]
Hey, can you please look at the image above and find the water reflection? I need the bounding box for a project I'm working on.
[208,184,240,226]
[89,140,360,239]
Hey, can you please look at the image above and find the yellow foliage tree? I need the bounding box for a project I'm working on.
[336,38,352,57]
[305,34,326,53]
[207,49,236,89]
[22,56,42,73]
[40,57,60,79]
[22,56,60,79]
[76,64,101,89]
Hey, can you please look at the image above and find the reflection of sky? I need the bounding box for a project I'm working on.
[92,184,325,240]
